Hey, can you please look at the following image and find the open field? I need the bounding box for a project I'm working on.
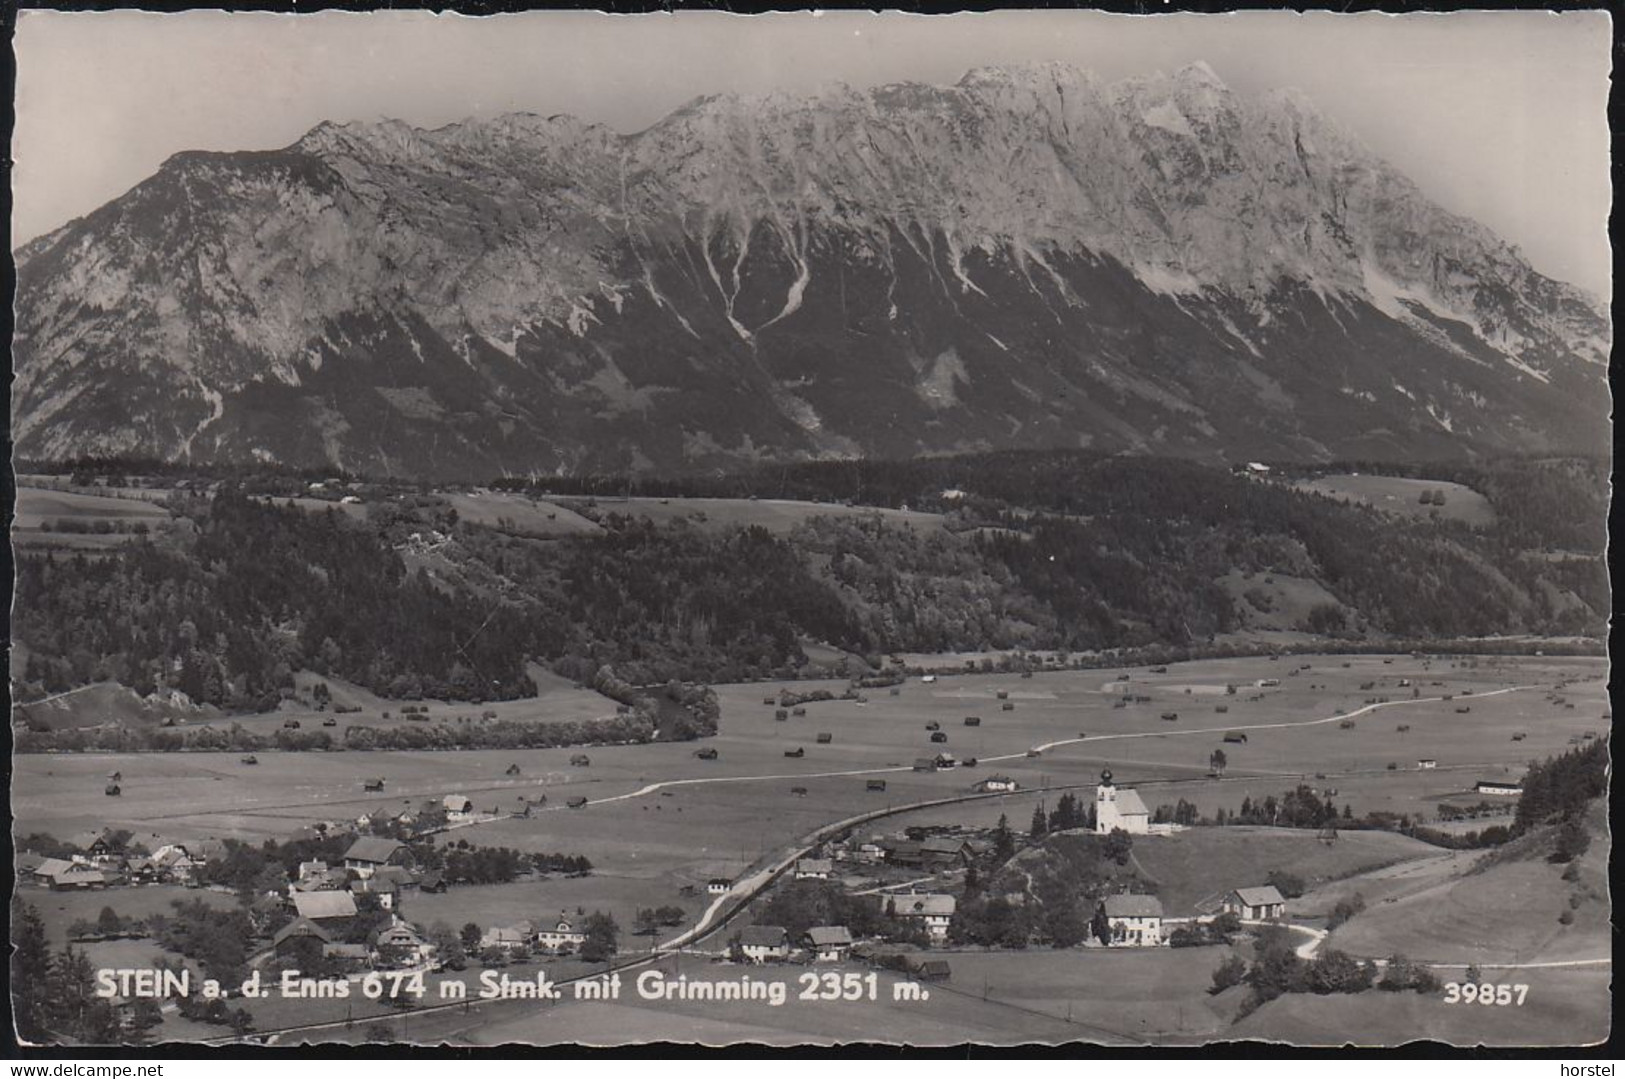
[12,485,176,551]
[11,650,1608,1046]
[441,491,601,537]
[551,495,950,536]
[1292,474,1494,527]
[14,654,1604,863]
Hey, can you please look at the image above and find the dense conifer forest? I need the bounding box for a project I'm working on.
[12,452,1606,725]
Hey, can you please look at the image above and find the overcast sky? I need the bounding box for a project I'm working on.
[12,9,1613,296]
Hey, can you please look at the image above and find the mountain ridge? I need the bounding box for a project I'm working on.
[12,62,1609,478]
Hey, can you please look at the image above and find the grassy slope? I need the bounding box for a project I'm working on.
[1325,802,1610,966]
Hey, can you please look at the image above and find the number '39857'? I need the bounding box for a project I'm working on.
[1442,982,1528,1006]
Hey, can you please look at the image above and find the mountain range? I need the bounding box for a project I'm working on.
[12,61,1610,478]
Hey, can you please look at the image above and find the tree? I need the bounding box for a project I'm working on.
[992,814,1016,862]
[1029,803,1049,841]
[1265,869,1306,899]
[96,906,123,938]
[11,902,55,1042]
[430,922,467,970]
[1209,748,1227,775]
[460,922,483,953]
[1211,955,1248,994]
[633,908,660,937]
[580,911,619,963]
[1102,828,1133,866]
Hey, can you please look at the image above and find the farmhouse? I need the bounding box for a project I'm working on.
[291,889,359,927]
[39,859,107,890]
[443,795,476,823]
[536,916,587,953]
[1417,759,1438,770]
[882,839,924,867]
[480,921,536,953]
[974,775,1018,793]
[1476,779,1524,796]
[912,958,953,981]
[272,918,332,963]
[707,878,733,895]
[805,926,854,962]
[794,859,833,880]
[933,751,958,769]
[919,836,971,868]
[739,925,791,963]
[889,892,956,943]
[1094,770,1150,835]
[1100,894,1164,947]
[1222,885,1287,921]
[373,920,433,969]
[343,836,412,876]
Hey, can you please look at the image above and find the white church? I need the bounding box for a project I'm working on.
[1094,768,1170,836]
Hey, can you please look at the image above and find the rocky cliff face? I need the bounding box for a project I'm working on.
[13,62,1609,478]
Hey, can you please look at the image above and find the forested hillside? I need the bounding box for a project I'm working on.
[11,452,1607,716]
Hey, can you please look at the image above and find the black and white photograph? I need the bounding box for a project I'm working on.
[7,7,1613,1052]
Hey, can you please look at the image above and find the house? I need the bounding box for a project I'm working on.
[505,764,522,776]
[805,926,854,962]
[343,836,412,876]
[272,918,332,962]
[974,775,1018,793]
[882,839,924,867]
[707,878,733,895]
[890,892,956,942]
[1094,770,1150,835]
[536,916,587,953]
[373,920,433,969]
[363,778,386,793]
[911,958,952,981]
[794,858,833,880]
[46,863,107,891]
[322,942,371,968]
[570,754,591,767]
[1222,885,1287,921]
[919,836,971,868]
[443,795,476,823]
[148,846,199,885]
[933,752,958,769]
[291,889,359,927]
[866,779,887,792]
[83,829,123,864]
[1100,894,1164,946]
[1476,779,1523,796]
[912,758,937,772]
[480,921,535,953]
[850,839,886,864]
[738,925,791,963]
[416,869,447,894]
[349,878,400,911]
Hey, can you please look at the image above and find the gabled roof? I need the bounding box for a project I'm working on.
[805,926,853,947]
[273,918,332,947]
[1112,787,1150,817]
[292,890,359,921]
[33,857,72,877]
[739,925,790,949]
[443,795,474,811]
[1231,886,1286,908]
[896,893,956,917]
[343,836,407,864]
[1102,893,1163,918]
[920,837,968,855]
